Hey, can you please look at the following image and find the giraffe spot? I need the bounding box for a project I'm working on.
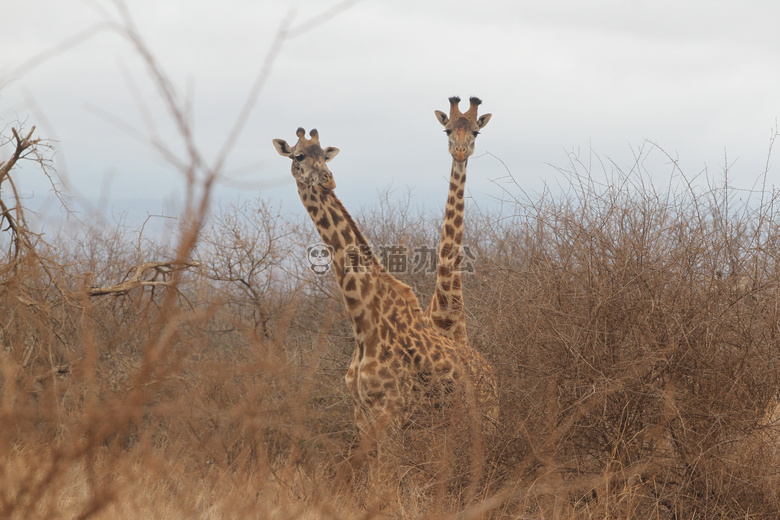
[328,207,344,226]
[444,224,455,237]
[363,339,376,358]
[449,182,457,192]
[344,278,356,292]
[367,301,379,320]
[354,310,366,332]
[365,393,384,406]
[341,228,351,242]
[360,277,373,299]
[438,265,451,277]
[455,202,464,212]
[445,208,454,220]
[316,214,330,229]
[435,316,454,330]
[307,205,319,216]
[456,188,464,198]
[440,281,451,293]
[345,296,360,309]
[453,215,462,227]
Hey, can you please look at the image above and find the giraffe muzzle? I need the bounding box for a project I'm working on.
[320,176,336,191]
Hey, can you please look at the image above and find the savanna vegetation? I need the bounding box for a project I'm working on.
[3,7,780,518]
[3,118,780,519]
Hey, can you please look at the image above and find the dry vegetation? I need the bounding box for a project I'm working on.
[4,6,780,517]
[3,120,780,519]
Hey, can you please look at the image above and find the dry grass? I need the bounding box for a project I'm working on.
[4,5,780,516]
[3,130,780,519]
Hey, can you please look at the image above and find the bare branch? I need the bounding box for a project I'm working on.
[87,261,199,296]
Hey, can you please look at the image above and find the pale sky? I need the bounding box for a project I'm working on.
[3,0,780,228]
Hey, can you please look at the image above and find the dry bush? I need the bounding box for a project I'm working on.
[466,143,780,518]
[4,4,780,516]
[5,113,780,520]
[5,126,780,518]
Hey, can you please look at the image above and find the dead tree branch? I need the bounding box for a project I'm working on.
[87,261,199,296]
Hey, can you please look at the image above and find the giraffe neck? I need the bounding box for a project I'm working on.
[297,182,421,342]
[425,158,468,344]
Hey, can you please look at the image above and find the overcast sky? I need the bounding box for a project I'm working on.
[3,0,780,229]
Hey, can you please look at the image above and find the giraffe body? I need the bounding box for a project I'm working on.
[273,128,498,482]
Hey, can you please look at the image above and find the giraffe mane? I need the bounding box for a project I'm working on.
[382,272,423,312]
[328,193,423,313]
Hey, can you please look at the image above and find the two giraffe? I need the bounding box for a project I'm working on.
[272,98,494,485]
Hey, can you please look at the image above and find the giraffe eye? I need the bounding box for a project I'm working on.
[295,154,305,162]
[473,131,480,137]
[444,129,452,136]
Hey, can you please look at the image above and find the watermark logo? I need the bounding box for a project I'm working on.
[307,243,335,275]
[306,243,476,276]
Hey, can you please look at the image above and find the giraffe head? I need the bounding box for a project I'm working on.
[435,97,492,163]
[273,128,340,191]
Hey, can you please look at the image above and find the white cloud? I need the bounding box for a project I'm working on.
[2,0,780,227]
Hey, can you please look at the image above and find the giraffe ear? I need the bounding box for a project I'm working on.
[435,110,449,126]
[477,113,492,129]
[323,147,340,162]
[273,139,293,157]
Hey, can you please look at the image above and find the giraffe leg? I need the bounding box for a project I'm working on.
[338,407,372,489]
[342,404,397,488]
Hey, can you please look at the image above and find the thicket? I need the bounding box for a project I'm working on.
[4,5,780,516]
[2,117,780,519]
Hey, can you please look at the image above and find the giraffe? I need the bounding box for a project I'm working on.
[424,96,492,345]
[273,128,498,487]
